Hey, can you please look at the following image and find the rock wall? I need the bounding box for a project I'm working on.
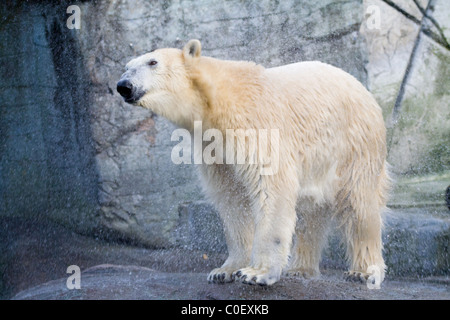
[0,0,369,247]
[0,0,448,249]
[361,0,449,176]
[0,2,100,234]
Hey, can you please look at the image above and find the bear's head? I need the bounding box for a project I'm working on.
[117,39,204,130]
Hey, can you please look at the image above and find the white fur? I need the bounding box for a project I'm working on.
[120,40,390,286]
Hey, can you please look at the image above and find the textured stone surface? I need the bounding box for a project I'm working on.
[1,217,448,300]
[12,264,450,300]
[382,208,450,276]
[361,0,450,175]
[0,2,100,235]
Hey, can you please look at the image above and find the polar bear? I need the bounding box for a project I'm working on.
[117,40,390,286]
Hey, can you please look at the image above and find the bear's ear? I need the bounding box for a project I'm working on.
[183,39,202,59]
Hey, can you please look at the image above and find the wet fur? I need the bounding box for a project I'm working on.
[130,40,390,286]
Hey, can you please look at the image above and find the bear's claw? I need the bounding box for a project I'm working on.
[285,268,320,279]
[207,268,234,284]
[344,270,370,283]
[233,267,278,286]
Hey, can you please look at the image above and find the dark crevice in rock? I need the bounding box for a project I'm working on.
[43,4,100,223]
[382,0,450,51]
[382,0,421,24]
[391,4,426,123]
[300,22,361,42]
[412,0,450,50]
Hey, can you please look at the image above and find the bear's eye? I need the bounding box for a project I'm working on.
[148,60,158,66]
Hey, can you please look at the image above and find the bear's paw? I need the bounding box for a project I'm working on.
[344,270,372,283]
[233,267,280,286]
[284,267,320,279]
[207,267,235,284]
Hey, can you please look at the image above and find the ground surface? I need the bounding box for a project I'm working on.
[1,216,449,300]
[12,264,450,300]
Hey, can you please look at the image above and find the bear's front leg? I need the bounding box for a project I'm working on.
[202,165,254,284]
[207,213,253,284]
[233,175,298,286]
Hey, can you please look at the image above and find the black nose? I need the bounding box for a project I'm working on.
[117,79,133,98]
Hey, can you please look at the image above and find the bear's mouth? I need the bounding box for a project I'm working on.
[117,79,145,104]
[124,96,138,103]
[125,90,145,104]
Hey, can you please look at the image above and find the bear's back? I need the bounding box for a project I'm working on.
[265,61,365,94]
[264,60,382,121]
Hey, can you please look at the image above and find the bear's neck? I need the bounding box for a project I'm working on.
[190,56,266,132]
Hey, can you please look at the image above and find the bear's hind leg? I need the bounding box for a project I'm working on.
[338,187,387,285]
[285,200,331,278]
